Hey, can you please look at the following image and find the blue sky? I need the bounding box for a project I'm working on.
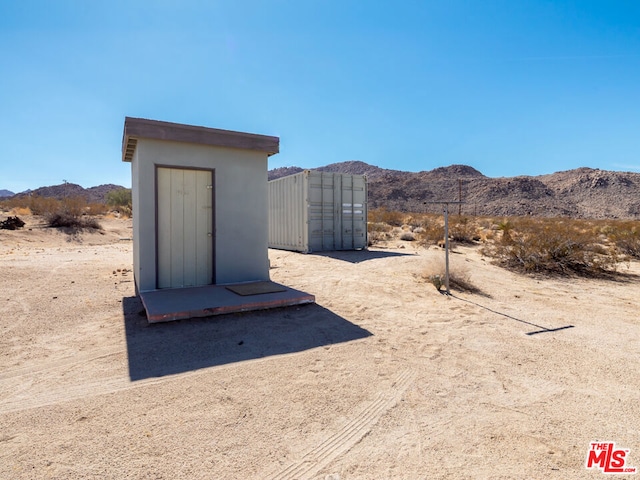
[1,1,639,193]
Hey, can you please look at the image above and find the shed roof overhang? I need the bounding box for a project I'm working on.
[122,117,280,162]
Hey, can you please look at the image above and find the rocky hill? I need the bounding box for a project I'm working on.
[269,162,640,219]
[11,183,127,204]
[0,189,14,198]
[6,164,639,219]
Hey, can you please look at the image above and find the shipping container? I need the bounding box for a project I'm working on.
[268,170,368,253]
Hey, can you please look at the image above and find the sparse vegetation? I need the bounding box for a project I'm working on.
[46,212,102,230]
[43,197,102,230]
[422,261,485,295]
[367,221,393,245]
[106,188,132,217]
[368,207,404,227]
[449,216,477,244]
[607,220,640,259]
[416,220,445,246]
[399,232,415,241]
[364,207,640,280]
[0,189,129,230]
[480,217,619,277]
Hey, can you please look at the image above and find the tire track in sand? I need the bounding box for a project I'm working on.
[0,346,123,380]
[269,368,415,480]
[0,363,199,414]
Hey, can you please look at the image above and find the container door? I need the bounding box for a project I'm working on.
[157,167,213,288]
[340,174,367,250]
[308,172,335,252]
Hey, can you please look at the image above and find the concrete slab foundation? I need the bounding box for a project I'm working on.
[139,282,315,323]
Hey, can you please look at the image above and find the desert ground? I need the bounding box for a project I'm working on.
[1,216,639,479]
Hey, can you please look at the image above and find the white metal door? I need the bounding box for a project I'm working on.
[157,167,213,289]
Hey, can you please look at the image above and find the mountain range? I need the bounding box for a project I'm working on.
[3,162,640,219]
[8,183,125,204]
[269,161,640,219]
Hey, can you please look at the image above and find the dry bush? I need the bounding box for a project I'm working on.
[368,230,392,245]
[10,206,31,216]
[368,221,392,233]
[399,232,415,241]
[404,213,434,229]
[0,200,12,213]
[606,220,640,259]
[86,202,109,216]
[368,207,405,227]
[415,215,485,247]
[481,217,619,277]
[0,195,57,217]
[28,196,62,216]
[416,219,444,246]
[449,216,479,243]
[367,221,393,246]
[114,205,132,218]
[44,197,102,230]
[46,213,100,230]
[421,260,485,295]
[0,196,20,209]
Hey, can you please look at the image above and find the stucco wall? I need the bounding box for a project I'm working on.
[131,138,269,292]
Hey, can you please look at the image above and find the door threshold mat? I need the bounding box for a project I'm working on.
[226,281,288,296]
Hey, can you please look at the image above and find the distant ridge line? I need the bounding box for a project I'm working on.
[268,161,640,219]
[3,162,639,219]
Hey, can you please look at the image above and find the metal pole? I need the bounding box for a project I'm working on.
[444,204,450,295]
[423,200,464,296]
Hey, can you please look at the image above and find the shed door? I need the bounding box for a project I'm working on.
[157,167,213,289]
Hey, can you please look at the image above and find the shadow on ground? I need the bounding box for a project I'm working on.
[450,294,574,336]
[310,249,415,264]
[122,297,372,381]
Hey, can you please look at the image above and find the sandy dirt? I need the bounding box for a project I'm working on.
[1,216,639,479]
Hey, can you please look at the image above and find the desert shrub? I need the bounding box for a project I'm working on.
[44,197,102,230]
[449,216,477,243]
[415,219,444,246]
[404,214,433,229]
[106,188,131,207]
[106,188,132,217]
[0,199,12,212]
[496,220,514,245]
[368,231,390,245]
[368,221,393,245]
[0,196,28,212]
[607,221,640,259]
[368,222,392,233]
[46,213,101,229]
[368,207,404,227]
[86,202,109,216]
[10,206,31,216]
[481,217,618,277]
[27,196,61,216]
[422,261,484,294]
[400,232,415,241]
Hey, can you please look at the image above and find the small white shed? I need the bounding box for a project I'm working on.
[122,117,279,294]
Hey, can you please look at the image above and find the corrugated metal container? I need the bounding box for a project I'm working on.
[268,170,368,253]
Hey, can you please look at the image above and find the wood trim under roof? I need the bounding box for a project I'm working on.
[122,117,280,162]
